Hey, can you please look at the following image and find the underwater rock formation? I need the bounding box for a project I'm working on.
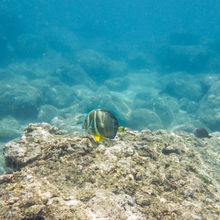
[128,108,162,131]
[197,80,220,131]
[0,116,21,142]
[163,77,205,101]
[54,64,96,88]
[156,45,211,73]
[0,80,41,119]
[1,123,220,219]
[134,94,175,130]
[76,49,127,84]
[104,76,130,92]
[37,104,59,123]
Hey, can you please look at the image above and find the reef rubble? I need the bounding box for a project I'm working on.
[0,123,220,219]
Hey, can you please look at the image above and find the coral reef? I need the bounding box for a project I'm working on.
[1,123,220,219]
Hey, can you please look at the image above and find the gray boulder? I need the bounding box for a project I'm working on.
[37,104,59,123]
[163,77,205,101]
[54,64,96,88]
[197,80,220,131]
[104,76,130,92]
[134,95,175,129]
[31,79,79,108]
[128,108,163,131]
[76,49,127,84]
[0,80,42,119]
[157,45,211,73]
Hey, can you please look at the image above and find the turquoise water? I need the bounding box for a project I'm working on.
[0,0,220,173]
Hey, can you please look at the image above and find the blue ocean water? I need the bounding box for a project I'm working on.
[0,0,220,172]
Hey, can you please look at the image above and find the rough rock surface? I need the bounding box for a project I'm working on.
[1,123,220,219]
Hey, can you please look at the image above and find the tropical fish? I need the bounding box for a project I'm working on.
[193,128,211,138]
[83,109,119,142]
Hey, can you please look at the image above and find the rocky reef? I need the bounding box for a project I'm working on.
[0,123,220,219]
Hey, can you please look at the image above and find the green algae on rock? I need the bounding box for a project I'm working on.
[1,123,220,219]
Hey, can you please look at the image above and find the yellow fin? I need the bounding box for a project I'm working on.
[94,134,100,142]
[93,134,99,142]
[118,126,124,132]
[94,134,104,142]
